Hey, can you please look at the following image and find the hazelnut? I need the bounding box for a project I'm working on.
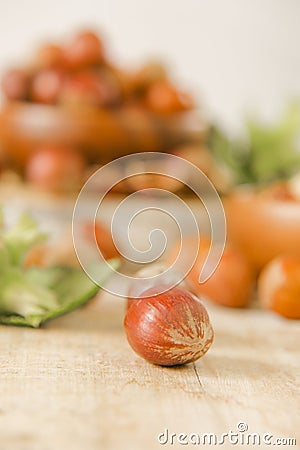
[145,80,193,114]
[124,285,214,366]
[82,220,120,260]
[30,68,65,104]
[33,43,66,69]
[1,68,29,101]
[25,145,86,192]
[167,236,254,308]
[64,30,105,69]
[258,255,300,319]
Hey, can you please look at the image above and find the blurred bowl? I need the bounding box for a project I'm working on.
[224,187,300,271]
[0,101,204,168]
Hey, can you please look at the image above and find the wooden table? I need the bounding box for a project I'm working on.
[0,182,299,450]
[1,296,299,450]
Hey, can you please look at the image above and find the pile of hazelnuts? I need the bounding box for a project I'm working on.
[1,29,194,192]
[1,29,194,112]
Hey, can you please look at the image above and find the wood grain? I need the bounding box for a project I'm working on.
[0,293,299,450]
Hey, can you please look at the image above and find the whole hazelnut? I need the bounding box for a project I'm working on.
[258,255,300,319]
[25,145,86,192]
[30,68,65,104]
[145,80,193,114]
[1,68,29,101]
[124,285,214,366]
[64,30,105,69]
[33,43,65,69]
[167,236,254,308]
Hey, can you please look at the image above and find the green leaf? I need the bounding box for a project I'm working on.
[209,102,300,185]
[0,207,120,328]
[0,259,119,327]
[3,213,47,266]
[0,268,59,320]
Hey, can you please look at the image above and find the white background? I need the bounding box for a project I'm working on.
[0,0,299,131]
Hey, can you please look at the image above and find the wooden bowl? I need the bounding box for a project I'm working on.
[224,187,300,271]
[0,101,204,168]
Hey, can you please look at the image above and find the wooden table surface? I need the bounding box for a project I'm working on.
[1,295,299,450]
[0,181,299,450]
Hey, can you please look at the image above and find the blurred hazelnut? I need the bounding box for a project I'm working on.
[258,255,300,319]
[145,81,194,114]
[25,145,86,192]
[1,68,29,101]
[64,30,105,69]
[30,68,65,104]
[33,43,66,69]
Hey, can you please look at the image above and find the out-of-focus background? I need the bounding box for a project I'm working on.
[1,0,300,131]
[0,3,299,449]
[0,0,300,283]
